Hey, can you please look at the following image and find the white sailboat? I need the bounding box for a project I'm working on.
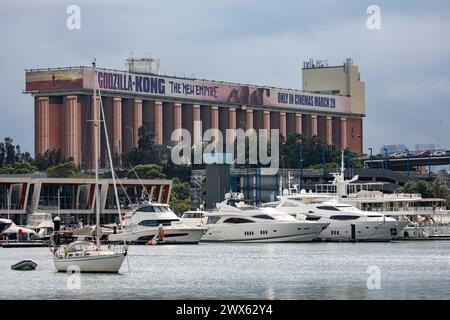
[53,60,127,273]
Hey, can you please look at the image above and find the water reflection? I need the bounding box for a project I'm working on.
[1,242,450,299]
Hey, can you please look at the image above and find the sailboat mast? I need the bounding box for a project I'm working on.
[93,60,100,248]
[98,87,126,242]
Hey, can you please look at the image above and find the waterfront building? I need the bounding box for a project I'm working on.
[24,58,365,169]
[0,175,172,225]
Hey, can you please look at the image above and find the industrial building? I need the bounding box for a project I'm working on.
[24,58,365,169]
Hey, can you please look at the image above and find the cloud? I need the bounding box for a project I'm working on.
[0,1,449,154]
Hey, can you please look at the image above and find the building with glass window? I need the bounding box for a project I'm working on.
[0,175,172,225]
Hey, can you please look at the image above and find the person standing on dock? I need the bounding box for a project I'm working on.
[157,224,165,243]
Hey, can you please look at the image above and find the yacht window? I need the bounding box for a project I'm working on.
[329,215,359,220]
[153,206,163,212]
[138,206,155,213]
[182,213,193,218]
[138,219,178,227]
[317,206,340,211]
[223,218,254,224]
[260,203,278,208]
[282,202,298,208]
[306,216,321,221]
[367,215,382,218]
[252,215,275,220]
[207,216,220,225]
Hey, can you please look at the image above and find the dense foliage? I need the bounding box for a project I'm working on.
[400,176,450,207]
[2,132,448,210]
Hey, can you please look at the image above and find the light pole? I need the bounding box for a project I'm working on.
[7,186,10,220]
[299,143,304,190]
[383,148,389,170]
[405,148,410,177]
[428,153,432,180]
[368,147,373,169]
[346,147,351,176]
[322,145,327,177]
[57,186,63,216]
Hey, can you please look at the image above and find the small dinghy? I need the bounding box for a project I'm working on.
[11,260,38,271]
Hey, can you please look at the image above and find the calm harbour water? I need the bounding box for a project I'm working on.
[0,241,449,300]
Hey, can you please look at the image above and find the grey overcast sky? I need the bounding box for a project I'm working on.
[0,0,449,154]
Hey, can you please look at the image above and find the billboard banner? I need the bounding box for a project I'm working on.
[27,68,351,113]
[26,69,83,91]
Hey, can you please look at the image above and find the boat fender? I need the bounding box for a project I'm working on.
[146,239,158,245]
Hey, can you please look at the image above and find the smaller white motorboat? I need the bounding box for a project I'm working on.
[0,218,12,235]
[108,202,207,244]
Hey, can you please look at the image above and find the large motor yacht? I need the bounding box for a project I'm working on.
[193,193,329,242]
[268,192,408,241]
[288,152,449,240]
[108,201,207,244]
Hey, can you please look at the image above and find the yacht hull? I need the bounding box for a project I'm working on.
[108,227,207,244]
[54,252,126,273]
[201,222,326,242]
[395,225,450,239]
[316,220,408,242]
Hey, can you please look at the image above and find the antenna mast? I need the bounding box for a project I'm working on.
[92,59,100,248]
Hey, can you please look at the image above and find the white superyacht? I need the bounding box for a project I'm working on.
[295,155,450,240]
[188,193,329,242]
[267,156,408,241]
[269,192,408,241]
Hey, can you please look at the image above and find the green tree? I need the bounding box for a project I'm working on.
[4,137,15,165]
[47,162,80,178]
[415,180,433,198]
[280,134,345,169]
[430,176,449,200]
[0,142,5,166]
[171,178,190,200]
[14,145,22,163]
[170,195,191,216]
[122,125,160,167]
[401,180,433,198]
[35,149,65,171]
[0,137,36,171]
[400,177,449,208]
[169,178,191,215]
[12,162,38,174]
[0,165,13,174]
[21,151,34,164]
[401,181,418,194]
[126,164,166,179]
